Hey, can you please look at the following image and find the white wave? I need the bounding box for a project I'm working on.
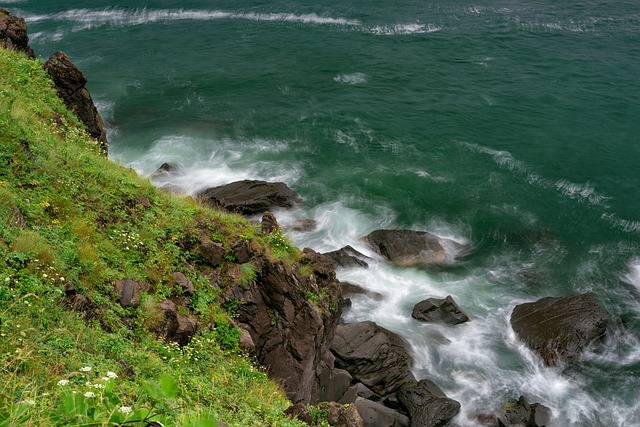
[368,23,441,36]
[555,179,609,206]
[23,8,361,31]
[414,169,449,183]
[333,72,368,85]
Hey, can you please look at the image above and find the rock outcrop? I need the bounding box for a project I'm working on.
[197,180,300,215]
[364,230,466,268]
[0,9,35,58]
[397,380,461,427]
[44,51,108,154]
[412,296,469,325]
[331,321,415,396]
[148,300,198,346]
[324,245,371,269]
[510,294,607,366]
[496,396,552,427]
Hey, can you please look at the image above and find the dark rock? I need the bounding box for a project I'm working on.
[496,396,552,427]
[198,238,225,267]
[339,382,381,405]
[331,321,415,396]
[114,279,151,308]
[324,245,371,269]
[510,294,608,366]
[150,300,198,346]
[170,272,195,296]
[197,179,300,215]
[302,248,336,279]
[354,397,410,427]
[285,402,313,425]
[341,282,383,301]
[292,218,318,232]
[137,196,151,208]
[261,211,280,234]
[364,229,466,267]
[412,295,470,325]
[44,51,108,153]
[312,351,353,404]
[326,402,365,427]
[232,239,253,264]
[150,162,177,180]
[397,379,461,427]
[382,393,403,410]
[0,9,35,58]
[228,251,343,404]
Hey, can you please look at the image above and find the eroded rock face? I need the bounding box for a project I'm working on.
[226,248,342,403]
[411,295,469,325]
[0,9,35,58]
[331,321,415,396]
[44,51,108,153]
[364,230,466,268]
[397,379,461,427]
[197,180,300,215]
[510,294,608,366]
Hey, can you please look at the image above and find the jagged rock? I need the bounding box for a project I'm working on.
[285,402,313,425]
[411,296,469,325]
[150,300,198,346]
[114,279,151,308]
[44,51,108,153]
[326,402,364,427]
[339,382,380,405]
[312,351,353,404]
[510,294,608,366]
[150,162,177,180]
[170,272,194,296]
[496,396,552,427]
[197,179,300,215]
[198,238,225,267]
[324,245,371,269]
[331,321,415,396]
[227,248,343,403]
[354,397,410,427]
[231,239,253,264]
[261,211,280,234]
[397,379,461,427]
[302,247,336,279]
[0,8,35,58]
[364,229,466,267]
[341,282,383,301]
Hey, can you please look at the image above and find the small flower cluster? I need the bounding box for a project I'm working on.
[109,229,144,251]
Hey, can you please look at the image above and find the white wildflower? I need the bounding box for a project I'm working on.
[84,392,95,398]
[79,366,91,372]
[118,406,133,415]
[106,371,118,379]
[93,383,105,389]
[57,379,69,386]
[4,277,9,282]
[21,399,36,405]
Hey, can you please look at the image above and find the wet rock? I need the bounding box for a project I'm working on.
[197,179,300,215]
[44,51,108,153]
[496,395,552,427]
[324,245,371,269]
[411,295,470,325]
[292,218,318,232]
[354,397,410,427]
[114,279,152,308]
[170,272,194,296]
[0,8,35,58]
[341,282,383,301]
[510,294,608,366]
[397,379,461,427]
[150,162,177,180]
[364,229,466,267]
[331,321,415,396]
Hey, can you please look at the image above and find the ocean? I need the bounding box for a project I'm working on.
[10,0,640,424]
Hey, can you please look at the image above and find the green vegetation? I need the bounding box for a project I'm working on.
[0,47,305,426]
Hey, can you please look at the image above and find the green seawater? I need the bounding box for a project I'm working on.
[13,0,640,424]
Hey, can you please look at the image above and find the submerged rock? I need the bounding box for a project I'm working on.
[510,294,608,366]
[44,51,108,153]
[412,295,469,325]
[197,179,300,215]
[364,229,466,268]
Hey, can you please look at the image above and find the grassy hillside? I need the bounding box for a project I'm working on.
[0,46,306,426]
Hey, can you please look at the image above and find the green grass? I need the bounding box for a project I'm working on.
[0,46,306,426]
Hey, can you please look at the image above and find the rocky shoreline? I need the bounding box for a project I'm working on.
[2,9,610,426]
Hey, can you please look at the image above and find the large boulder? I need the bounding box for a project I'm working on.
[197,180,300,215]
[44,51,108,153]
[496,396,552,427]
[510,294,608,366]
[397,380,461,427]
[354,397,410,427]
[411,296,469,325]
[331,321,415,396]
[324,245,371,269]
[364,230,466,268]
[224,248,343,403]
[0,8,35,58]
